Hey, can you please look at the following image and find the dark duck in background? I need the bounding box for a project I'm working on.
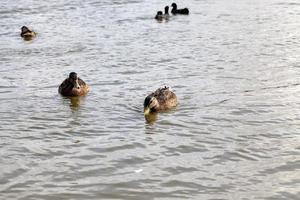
[155,11,164,20]
[164,6,170,19]
[171,3,189,15]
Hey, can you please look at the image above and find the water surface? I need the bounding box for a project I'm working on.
[0,0,300,199]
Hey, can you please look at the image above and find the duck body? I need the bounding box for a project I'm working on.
[171,3,189,15]
[59,72,89,97]
[20,26,36,40]
[164,6,170,19]
[144,86,177,115]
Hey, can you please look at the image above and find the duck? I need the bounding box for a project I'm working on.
[155,11,164,21]
[20,26,36,40]
[58,72,89,97]
[144,86,178,115]
[164,6,170,19]
[171,3,189,15]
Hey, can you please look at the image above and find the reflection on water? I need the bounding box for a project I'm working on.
[144,112,158,124]
[61,96,86,111]
[69,96,81,108]
[69,96,84,108]
[0,0,300,199]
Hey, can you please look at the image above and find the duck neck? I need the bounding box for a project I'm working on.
[165,7,169,15]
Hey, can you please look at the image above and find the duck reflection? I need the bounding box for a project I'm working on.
[69,96,81,109]
[144,112,158,124]
[61,96,86,111]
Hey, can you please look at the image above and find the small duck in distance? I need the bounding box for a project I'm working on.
[155,6,170,21]
[164,6,170,19]
[58,72,89,97]
[20,26,36,40]
[155,11,164,21]
[144,86,178,115]
[171,3,189,15]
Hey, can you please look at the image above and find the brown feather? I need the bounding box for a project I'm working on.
[151,87,177,111]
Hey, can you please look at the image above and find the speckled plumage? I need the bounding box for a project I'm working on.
[144,86,177,113]
[20,26,36,40]
[171,3,189,15]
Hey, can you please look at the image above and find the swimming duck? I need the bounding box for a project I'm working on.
[155,11,164,21]
[144,86,178,115]
[164,6,170,19]
[58,72,89,97]
[171,3,189,15]
[20,26,36,40]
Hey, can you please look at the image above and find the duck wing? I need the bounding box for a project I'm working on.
[59,78,73,93]
[153,87,177,109]
[78,78,87,87]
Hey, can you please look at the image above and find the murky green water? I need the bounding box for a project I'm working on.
[0,0,299,199]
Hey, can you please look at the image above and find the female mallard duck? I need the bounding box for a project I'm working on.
[58,72,89,97]
[144,86,178,115]
[20,26,36,40]
[171,3,189,15]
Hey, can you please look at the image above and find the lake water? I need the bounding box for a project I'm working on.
[0,0,299,199]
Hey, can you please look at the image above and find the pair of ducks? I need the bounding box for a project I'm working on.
[155,3,189,20]
[59,72,177,115]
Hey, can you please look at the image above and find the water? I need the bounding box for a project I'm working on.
[0,0,299,199]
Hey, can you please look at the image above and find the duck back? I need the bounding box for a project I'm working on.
[172,8,189,15]
[153,87,177,110]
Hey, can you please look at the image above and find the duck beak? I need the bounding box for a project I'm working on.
[144,107,151,115]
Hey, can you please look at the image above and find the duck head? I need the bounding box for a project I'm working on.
[164,6,169,14]
[171,3,177,9]
[69,72,81,94]
[21,26,30,34]
[144,96,159,115]
[155,11,163,20]
[156,11,163,17]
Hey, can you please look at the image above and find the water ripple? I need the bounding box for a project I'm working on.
[1,0,300,199]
